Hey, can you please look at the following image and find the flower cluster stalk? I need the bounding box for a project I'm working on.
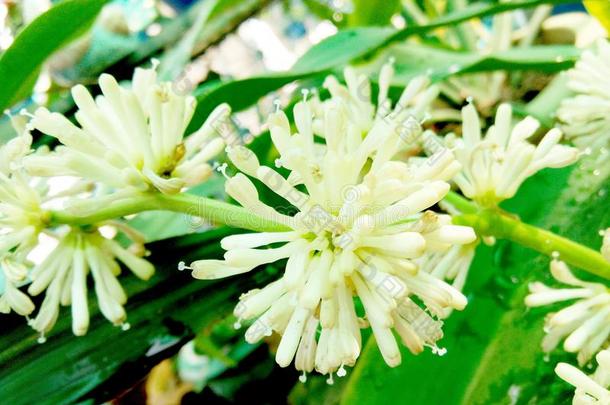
[48,193,290,233]
[49,189,610,279]
[452,206,610,279]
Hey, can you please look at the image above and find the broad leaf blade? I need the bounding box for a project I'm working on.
[341,159,609,404]
[0,0,110,112]
[0,228,258,405]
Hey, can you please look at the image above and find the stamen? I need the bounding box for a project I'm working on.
[121,322,131,331]
[430,345,447,356]
[274,99,281,113]
[178,261,191,271]
[37,334,47,344]
[233,319,242,329]
[215,162,229,179]
[299,372,307,383]
[551,251,560,260]
[19,108,34,118]
[326,373,334,385]
[337,365,347,377]
[301,88,309,102]
[151,58,160,70]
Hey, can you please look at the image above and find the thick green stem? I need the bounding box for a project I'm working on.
[444,190,478,214]
[48,193,290,233]
[454,209,610,280]
[49,190,609,279]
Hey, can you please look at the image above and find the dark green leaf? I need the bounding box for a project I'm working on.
[0,228,271,405]
[0,0,110,112]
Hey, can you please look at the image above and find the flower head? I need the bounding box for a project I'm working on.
[556,349,610,404]
[186,67,476,380]
[313,62,439,136]
[24,63,229,195]
[444,103,579,205]
[558,39,610,152]
[0,125,50,318]
[525,259,610,365]
[28,226,154,338]
[0,132,45,260]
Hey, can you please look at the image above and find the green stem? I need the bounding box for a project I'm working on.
[454,209,610,280]
[49,190,609,279]
[48,193,290,233]
[444,190,478,214]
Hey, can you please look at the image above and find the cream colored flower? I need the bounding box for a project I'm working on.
[526,259,610,365]
[444,103,579,206]
[0,257,35,316]
[558,39,610,152]
[184,67,476,381]
[417,243,476,294]
[28,226,154,339]
[312,62,439,137]
[0,128,43,317]
[24,63,229,195]
[0,132,44,260]
[556,349,610,404]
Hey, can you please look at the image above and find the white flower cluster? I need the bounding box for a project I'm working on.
[416,243,476,294]
[28,227,153,338]
[0,125,155,337]
[443,103,579,206]
[558,39,610,153]
[24,63,229,195]
[185,66,476,381]
[0,65,230,338]
[526,259,610,365]
[0,131,43,317]
[556,350,610,405]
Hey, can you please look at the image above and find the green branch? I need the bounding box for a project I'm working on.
[454,209,610,280]
[444,190,478,214]
[48,193,290,233]
[49,189,609,279]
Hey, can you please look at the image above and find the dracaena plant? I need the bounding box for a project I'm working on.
[1,0,610,403]
[1,50,608,388]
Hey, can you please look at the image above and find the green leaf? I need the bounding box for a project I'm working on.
[187,0,572,131]
[0,0,110,112]
[0,227,270,405]
[292,27,396,73]
[339,166,569,404]
[347,0,400,26]
[461,161,610,405]
[341,163,609,403]
[377,43,579,85]
[302,0,338,25]
[521,73,572,127]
